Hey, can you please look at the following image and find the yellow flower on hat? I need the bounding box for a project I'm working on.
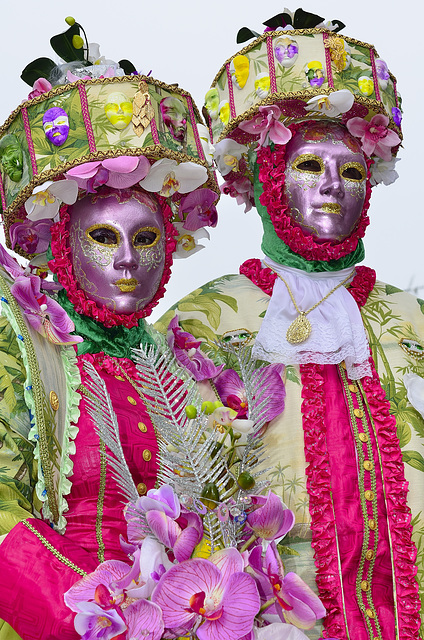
[358,76,374,96]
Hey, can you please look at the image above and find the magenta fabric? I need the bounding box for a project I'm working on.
[0,518,98,639]
[323,364,395,638]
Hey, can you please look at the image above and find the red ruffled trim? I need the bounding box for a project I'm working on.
[256,121,373,263]
[242,261,420,637]
[77,352,141,380]
[48,193,177,328]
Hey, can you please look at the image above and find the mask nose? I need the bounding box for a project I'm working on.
[113,239,139,271]
[319,165,344,199]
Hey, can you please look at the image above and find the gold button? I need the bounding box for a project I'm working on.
[349,384,358,393]
[361,580,370,591]
[368,519,377,531]
[143,449,152,461]
[127,396,137,405]
[359,433,369,443]
[137,482,147,495]
[116,375,125,381]
[365,549,374,561]
[354,408,364,418]
[49,390,59,411]
[138,422,147,433]
[341,361,347,370]
[365,490,374,501]
[364,460,373,471]
[366,608,375,619]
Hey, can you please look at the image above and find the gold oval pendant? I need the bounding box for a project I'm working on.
[286,313,312,344]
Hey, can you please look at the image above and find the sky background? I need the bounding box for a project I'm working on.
[1,0,422,321]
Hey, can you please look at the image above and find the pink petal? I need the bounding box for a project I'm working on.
[269,121,292,146]
[146,510,181,547]
[66,161,102,179]
[370,113,389,127]
[124,600,164,640]
[64,560,131,612]
[174,525,202,562]
[102,156,140,173]
[361,137,377,157]
[0,245,24,279]
[209,548,244,583]
[10,275,40,314]
[214,369,245,402]
[280,573,326,629]
[346,117,367,138]
[373,141,394,162]
[106,157,151,188]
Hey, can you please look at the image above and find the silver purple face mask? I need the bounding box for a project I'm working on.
[284,123,367,243]
[68,193,165,314]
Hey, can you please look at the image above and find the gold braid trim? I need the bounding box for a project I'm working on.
[96,439,107,563]
[0,275,59,523]
[211,29,384,88]
[22,519,87,576]
[0,75,203,136]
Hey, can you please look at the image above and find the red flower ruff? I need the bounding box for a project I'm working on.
[256,122,373,262]
[49,194,177,329]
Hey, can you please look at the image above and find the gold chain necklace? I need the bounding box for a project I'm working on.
[264,262,355,345]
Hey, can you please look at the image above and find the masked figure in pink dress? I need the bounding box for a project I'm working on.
[155,11,424,640]
[0,19,218,640]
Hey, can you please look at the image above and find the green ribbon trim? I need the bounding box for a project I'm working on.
[58,289,156,358]
[253,164,365,273]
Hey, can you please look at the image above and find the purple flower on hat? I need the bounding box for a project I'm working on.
[346,114,401,161]
[375,59,389,81]
[220,176,254,213]
[167,315,224,381]
[66,156,151,193]
[392,107,402,127]
[28,78,52,100]
[10,218,53,255]
[179,188,218,230]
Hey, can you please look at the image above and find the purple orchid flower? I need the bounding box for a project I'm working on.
[238,105,292,147]
[66,156,151,193]
[249,542,326,630]
[10,274,83,345]
[113,537,173,599]
[73,601,127,640]
[146,505,203,563]
[179,188,219,231]
[10,218,53,255]
[392,107,402,127]
[220,176,254,212]
[136,484,181,519]
[168,316,224,381]
[64,560,131,612]
[123,599,164,640]
[214,364,285,422]
[346,114,401,161]
[152,548,260,640]
[246,491,295,541]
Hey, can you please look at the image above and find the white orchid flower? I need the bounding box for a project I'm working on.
[403,373,424,418]
[197,124,215,166]
[173,222,210,258]
[213,139,248,176]
[305,89,354,117]
[370,157,400,186]
[25,180,79,221]
[139,158,207,196]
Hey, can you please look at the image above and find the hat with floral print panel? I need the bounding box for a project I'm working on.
[0,18,219,260]
[207,8,402,205]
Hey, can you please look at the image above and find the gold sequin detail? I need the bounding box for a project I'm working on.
[143,449,152,462]
[366,609,375,619]
[138,422,147,433]
[49,390,59,411]
[365,490,374,501]
[127,396,137,405]
[348,384,358,393]
[368,519,377,530]
[366,550,375,561]
[132,81,155,137]
[361,580,370,591]
[115,375,125,381]
[137,482,147,496]
[354,408,364,418]
[359,432,369,443]
[364,460,373,471]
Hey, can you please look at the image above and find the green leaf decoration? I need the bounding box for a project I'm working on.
[50,23,85,63]
[236,27,261,44]
[179,318,218,344]
[403,450,424,472]
[292,9,324,29]
[20,57,57,86]
[385,284,403,295]
[277,543,300,557]
[263,13,292,30]
[119,59,137,75]
[330,20,346,33]
[396,421,411,448]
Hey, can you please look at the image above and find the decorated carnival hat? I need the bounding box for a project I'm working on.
[0,18,218,261]
[205,7,402,212]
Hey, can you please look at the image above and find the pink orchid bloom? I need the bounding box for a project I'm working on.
[168,316,224,381]
[66,156,151,193]
[238,105,292,147]
[73,601,127,640]
[152,548,260,640]
[179,188,219,230]
[10,274,83,345]
[246,491,295,541]
[346,114,401,161]
[214,364,285,422]
[220,176,254,212]
[10,218,53,255]
[249,542,326,630]
[113,537,173,599]
[136,483,181,519]
[27,78,52,100]
[64,560,131,612]
[0,243,60,291]
[145,506,203,562]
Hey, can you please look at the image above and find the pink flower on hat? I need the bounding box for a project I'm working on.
[346,114,401,161]
[238,105,292,147]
